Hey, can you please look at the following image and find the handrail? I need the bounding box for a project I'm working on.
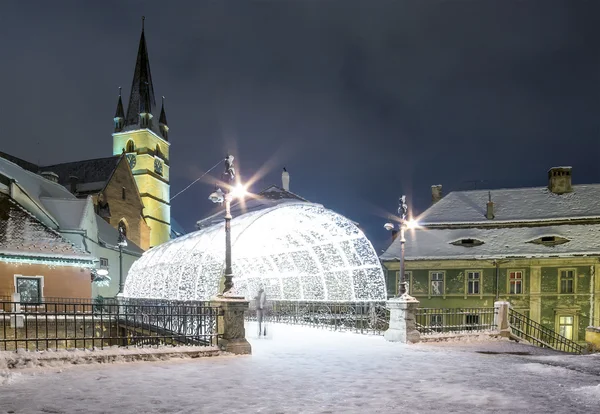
[508,308,583,354]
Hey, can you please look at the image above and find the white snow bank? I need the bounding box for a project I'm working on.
[0,345,221,371]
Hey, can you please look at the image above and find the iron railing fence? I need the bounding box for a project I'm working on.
[415,307,497,335]
[246,300,389,335]
[0,298,219,351]
[508,309,583,354]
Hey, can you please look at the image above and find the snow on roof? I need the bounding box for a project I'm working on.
[40,197,88,230]
[0,193,93,262]
[96,217,144,256]
[419,184,600,225]
[0,157,75,208]
[380,223,600,261]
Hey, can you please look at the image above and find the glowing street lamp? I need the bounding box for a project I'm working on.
[384,195,415,297]
[209,155,246,295]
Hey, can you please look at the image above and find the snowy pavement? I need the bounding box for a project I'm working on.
[1,322,600,413]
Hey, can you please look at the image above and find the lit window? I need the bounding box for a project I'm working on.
[467,271,480,294]
[558,315,574,340]
[560,270,574,293]
[509,271,523,294]
[16,277,42,303]
[430,272,444,295]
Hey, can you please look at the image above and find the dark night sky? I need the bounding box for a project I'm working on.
[1,0,599,251]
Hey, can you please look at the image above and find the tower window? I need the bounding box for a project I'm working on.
[126,140,135,153]
[122,187,126,200]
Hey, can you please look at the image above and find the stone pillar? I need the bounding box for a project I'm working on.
[211,296,252,355]
[384,294,420,343]
[494,301,511,338]
[10,292,24,328]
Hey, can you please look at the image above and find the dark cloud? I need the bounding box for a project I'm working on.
[0,0,599,250]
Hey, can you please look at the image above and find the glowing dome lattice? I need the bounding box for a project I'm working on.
[124,202,386,301]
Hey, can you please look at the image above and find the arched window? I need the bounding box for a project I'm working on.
[118,219,128,238]
[126,140,135,153]
[155,144,161,158]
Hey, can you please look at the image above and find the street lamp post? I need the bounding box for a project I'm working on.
[117,227,128,294]
[385,195,409,297]
[209,155,242,296]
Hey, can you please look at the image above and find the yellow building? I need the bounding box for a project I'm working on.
[112,20,171,247]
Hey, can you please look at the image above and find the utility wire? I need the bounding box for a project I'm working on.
[170,159,224,201]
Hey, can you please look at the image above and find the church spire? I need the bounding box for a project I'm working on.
[114,87,125,132]
[159,96,169,141]
[125,16,156,128]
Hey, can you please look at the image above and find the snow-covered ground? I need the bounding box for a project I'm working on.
[1,322,600,413]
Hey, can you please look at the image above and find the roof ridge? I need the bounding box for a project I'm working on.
[446,183,600,196]
[40,155,119,168]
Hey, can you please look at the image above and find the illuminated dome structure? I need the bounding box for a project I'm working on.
[124,188,386,302]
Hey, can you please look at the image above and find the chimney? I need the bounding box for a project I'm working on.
[548,166,572,194]
[282,167,290,191]
[40,171,59,183]
[486,191,495,220]
[69,176,78,194]
[431,185,442,204]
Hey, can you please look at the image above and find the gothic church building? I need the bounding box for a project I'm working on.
[1,21,172,250]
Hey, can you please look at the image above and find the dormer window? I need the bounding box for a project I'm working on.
[528,235,570,247]
[450,238,484,247]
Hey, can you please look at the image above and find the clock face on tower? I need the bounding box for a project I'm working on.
[126,154,136,169]
[154,158,163,176]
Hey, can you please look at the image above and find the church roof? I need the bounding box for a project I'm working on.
[0,193,93,263]
[40,156,120,189]
[125,19,156,127]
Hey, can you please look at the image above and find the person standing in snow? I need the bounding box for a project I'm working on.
[256,287,267,337]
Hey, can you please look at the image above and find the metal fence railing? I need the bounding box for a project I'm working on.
[415,307,497,335]
[0,298,219,351]
[246,300,389,335]
[508,308,583,354]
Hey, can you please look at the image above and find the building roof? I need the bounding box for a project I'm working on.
[96,217,144,256]
[125,22,156,126]
[0,193,93,262]
[380,223,600,261]
[40,156,120,189]
[419,184,600,225]
[40,197,88,230]
[0,157,75,220]
[196,185,310,229]
[0,151,38,173]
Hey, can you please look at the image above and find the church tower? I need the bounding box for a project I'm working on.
[113,17,171,247]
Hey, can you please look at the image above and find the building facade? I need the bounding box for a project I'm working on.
[381,167,600,343]
[0,192,95,301]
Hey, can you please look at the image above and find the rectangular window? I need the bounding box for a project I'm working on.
[430,272,444,295]
[509,271,523,294]
[558,315,574,340]
[16,277,42,303]
[560,270,575,293]
[100,257,109,267]
[467,271,480,294]
[122,187,126,200]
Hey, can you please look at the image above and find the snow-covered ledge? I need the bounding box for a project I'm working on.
[384,294,421,343]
